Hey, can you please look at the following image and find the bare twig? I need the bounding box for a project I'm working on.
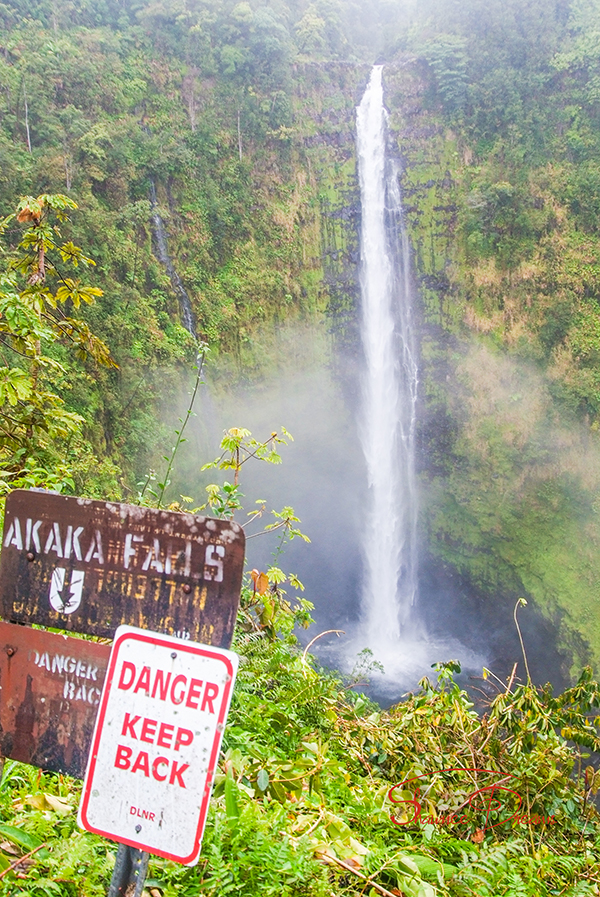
[318,853,401,897]
[0,338,35,360]
[0,842,47,879]
[455,712,479,781]
[450,774,515,815]
[505,662,518,695]
[156,345,206,508]
[514,599,532,684]
[302,630,345,664]
[297,809,325,839]
[246,519,289,538]
[475,666,512,694]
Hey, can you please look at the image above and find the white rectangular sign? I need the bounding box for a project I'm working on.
[78,625,238,865]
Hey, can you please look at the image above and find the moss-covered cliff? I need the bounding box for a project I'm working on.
[383,46,600,674]
[3,0,600,676]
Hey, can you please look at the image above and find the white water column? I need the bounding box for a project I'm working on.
[357,65,419,648]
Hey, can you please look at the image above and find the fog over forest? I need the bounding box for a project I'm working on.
[1,1,600,892]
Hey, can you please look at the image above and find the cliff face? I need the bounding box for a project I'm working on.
[1,0,599,679]
[380,62,600,678]
[0,12,367,484]
[280,60,587,683]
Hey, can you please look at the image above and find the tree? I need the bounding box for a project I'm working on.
[295,6,328,57]
[0,193,116,491]
[421,35,468,114]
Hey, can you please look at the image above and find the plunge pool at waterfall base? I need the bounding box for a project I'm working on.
[175,330,575,710]
[317,627,486,702]
[311,555,573,707]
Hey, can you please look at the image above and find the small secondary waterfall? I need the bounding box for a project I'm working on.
[357,65,419,649]
[149,180,196,337]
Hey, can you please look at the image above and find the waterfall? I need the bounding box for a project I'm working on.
[357,65,419,649]
[149,180,196,337]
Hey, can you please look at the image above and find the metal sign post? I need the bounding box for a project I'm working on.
[106,844,149,897]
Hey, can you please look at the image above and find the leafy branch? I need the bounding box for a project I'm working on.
[0,194,117,490]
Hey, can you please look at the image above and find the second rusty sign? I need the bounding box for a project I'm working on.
[0,490,245,645]
[0,621,111,779]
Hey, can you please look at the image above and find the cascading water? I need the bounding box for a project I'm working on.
[149,180,196,337]
[357,65,419,651]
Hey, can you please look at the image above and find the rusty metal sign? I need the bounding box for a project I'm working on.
[0,621,111,778]
[79,626,238,865]
[0,490,245,645]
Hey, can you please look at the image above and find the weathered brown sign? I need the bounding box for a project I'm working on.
[0,490,245,645]
[0,621,111,778]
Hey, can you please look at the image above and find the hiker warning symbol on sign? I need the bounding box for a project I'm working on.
[78,626,238,865]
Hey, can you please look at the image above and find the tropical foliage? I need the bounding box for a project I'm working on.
[0,1,600,896]
[0,193,117,497]
[0,603,599,896]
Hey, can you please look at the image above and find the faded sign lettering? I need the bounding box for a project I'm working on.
[0,490,245,643]
[0,621,110,778]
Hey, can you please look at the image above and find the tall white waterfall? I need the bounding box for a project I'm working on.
[357,65,419,649]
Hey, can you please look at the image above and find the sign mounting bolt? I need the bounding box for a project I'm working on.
[171,652,177,660]
[26,552,35,562]
[135,824,142,833]
[5,647,14,657]
[182,583,192,594]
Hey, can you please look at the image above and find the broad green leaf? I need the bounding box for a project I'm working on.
[0,823,46,854]
[224,768,240,821]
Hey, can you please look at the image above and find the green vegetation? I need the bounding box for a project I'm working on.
[0,193,118,498]
[0,0,376,489]
[1,602,600,895]
[3,0,600,893]
[375,0,600,674]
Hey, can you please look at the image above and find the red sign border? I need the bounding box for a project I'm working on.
[79,627,236,865]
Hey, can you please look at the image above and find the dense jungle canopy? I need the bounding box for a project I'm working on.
[3,1,600,894]
[2,0,600,670]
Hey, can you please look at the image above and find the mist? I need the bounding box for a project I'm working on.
[171,325,365,626]
[155,311,600,705]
